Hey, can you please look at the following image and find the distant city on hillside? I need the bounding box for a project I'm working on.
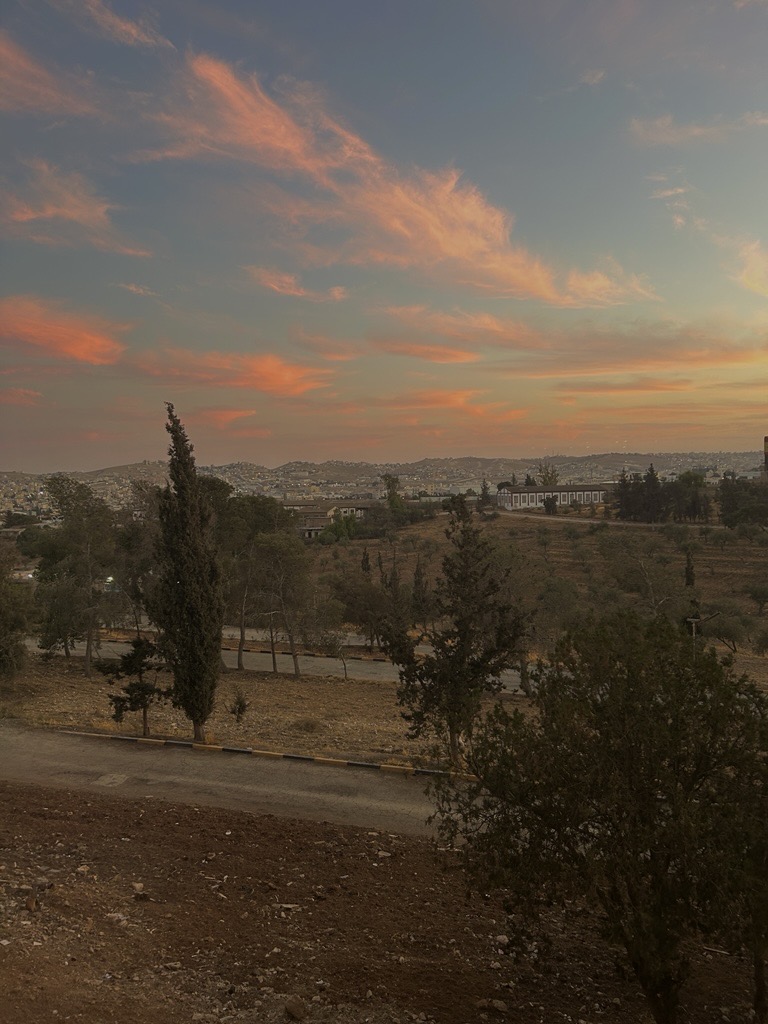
[0,450,762,517]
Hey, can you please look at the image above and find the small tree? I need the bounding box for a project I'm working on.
[0,545,31,682]
[146,405,224,743]
[432,612,767,1024]
[536,459,559,486]
[542,495,558,515]
[103,637,168,738]
[477,478,492,512]
[384,498,523,768]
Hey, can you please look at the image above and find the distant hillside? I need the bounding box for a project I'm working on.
[2,450,761,485]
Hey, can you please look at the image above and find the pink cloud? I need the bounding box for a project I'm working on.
[193,408,270,433]
[0,295,128,364]
[0,30,95,115]
[54,0,173,49]
[246,266,347,301]
[554,376,694,394]
[297,332,363,362]
[371,388,527,424]
[372,340,480,363]
[143,52,651,306]
[384,305,549,349]
[132,347,333,397]
[0,387,43,406]
[3,160,151,256]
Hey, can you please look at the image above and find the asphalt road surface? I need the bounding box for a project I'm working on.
[0,722,436,836]
[67,638,522,689]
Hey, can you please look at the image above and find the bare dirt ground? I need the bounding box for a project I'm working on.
[0,654,439,764]
[0,654,758,1022]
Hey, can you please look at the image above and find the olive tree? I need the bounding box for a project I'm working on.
[433,612,767,1024]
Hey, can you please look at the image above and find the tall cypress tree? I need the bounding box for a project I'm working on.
[147,404,224,742]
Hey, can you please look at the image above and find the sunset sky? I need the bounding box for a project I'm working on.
[1,0,767,472]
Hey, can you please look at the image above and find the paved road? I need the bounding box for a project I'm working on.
[67,638,522,690]
[0,722,435,836]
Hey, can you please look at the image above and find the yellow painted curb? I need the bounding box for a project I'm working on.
[250,749,284,759]
[137,737,166,745]
[312,757,349,767]
[192,743,223,752]
[380,763,413,775]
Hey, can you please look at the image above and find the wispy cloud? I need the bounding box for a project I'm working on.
[246,266,347,301]
[139,52,651,306]
[371,340,480,363]
[3,160,151,256]
[580,69,606,86]
[631,112,768,146]
[0,387,44,406]
[52,0,174,49]
[0,30,96,115]
[734,240,768,297]
[0,295,128,364]
[370,388,528,424]
[554,376,694,394]
[131,347,333,396]
[384,305,548,349]
[505,320,767,379]
[297,332,363,362]
[115,282,159,297]
[194,408,268,431]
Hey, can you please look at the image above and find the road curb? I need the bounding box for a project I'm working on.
[56,728,465,777]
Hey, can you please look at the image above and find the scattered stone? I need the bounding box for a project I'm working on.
[76,865,90,875]
[284,994,307,1019]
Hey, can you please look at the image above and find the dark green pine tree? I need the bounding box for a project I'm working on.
[147,404,225,742]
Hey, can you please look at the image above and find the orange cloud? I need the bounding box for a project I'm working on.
[0,387,43,406]
[371,388,527,424]
[494,320,768,379]
[0,30,95,115]
[384,305,549,349]
[132,347,333,396]
[565,260,658,306]
[3,160,150,255]
[0,295,128,364]
[555,376,694,394]
[372,340,479,363]
[192,407,264,428]
[297,332,363,362]
[54,0,174,49]
[145,52,651,305]
[246,266,347,301]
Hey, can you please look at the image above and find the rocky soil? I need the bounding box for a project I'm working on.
[0,654,757,1023]
[0,781,753,1024]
